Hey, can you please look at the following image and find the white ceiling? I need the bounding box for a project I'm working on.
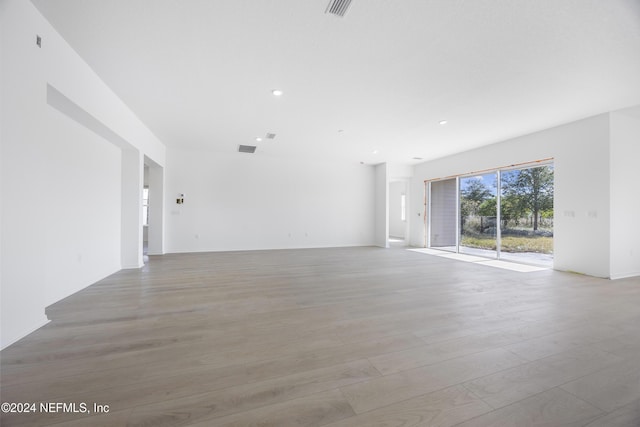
[32,0,640,164]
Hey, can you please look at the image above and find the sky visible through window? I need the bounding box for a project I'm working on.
[461,174,497,196]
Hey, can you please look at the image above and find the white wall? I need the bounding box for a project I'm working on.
[43,108,122,306]
[121,149,144,268]
[389,181,406,238]
[411,114,612,277]
[0,0,4,344]
[387,163,413,180]
[1,2,50,344]
[610,107,640,279]
[374,163,389,248]
[1,0,166,349]
[165,148,375,252]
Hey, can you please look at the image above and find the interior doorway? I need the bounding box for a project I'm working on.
[143,156,164,260]
[143,165,149,261]
[389,180,409,245]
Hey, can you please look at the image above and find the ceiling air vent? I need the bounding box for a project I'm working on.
[265,133,276,139]
[325,0,353,17]
[238,145,257,153]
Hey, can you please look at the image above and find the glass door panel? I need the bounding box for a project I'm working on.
[459,173,497,258]
[499,165,554,266]
[429,179,457,252]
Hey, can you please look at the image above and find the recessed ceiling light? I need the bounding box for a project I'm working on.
[372,150,379,154]
[272,89,283,96]
[439,120,448,125]
[255,137,263,142]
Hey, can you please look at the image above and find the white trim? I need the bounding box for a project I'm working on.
[610,271,640,280]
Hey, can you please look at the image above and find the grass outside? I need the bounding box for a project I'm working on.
[461,234,553,254]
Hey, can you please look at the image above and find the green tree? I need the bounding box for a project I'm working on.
[478,198,496,217]
[462,179,492,204]
[501,166,554,230]
[499,194,526,227]
[461,179,492,217]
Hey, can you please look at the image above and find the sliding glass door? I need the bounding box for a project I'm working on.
[426,162,554,266]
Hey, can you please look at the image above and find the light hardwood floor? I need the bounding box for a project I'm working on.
[1,246,639,427]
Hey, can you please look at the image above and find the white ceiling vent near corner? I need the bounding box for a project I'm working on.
[325,0,353,17]
[238,145,257,153]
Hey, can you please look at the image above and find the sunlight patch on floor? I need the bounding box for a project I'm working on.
[408,248,548,272]
[436,253,489,263]
[476,260,547,272]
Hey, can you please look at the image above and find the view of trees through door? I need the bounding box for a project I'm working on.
[428,163,554,266]
[500,165,554,265]
[460,173,497,257]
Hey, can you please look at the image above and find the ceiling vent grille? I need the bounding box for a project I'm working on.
[265,133,276,139]
[238,145,257,153]
[325,0,353,17]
